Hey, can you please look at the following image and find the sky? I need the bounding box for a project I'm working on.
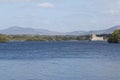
[0,0,120,32]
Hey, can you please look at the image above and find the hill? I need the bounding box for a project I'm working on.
[0,26,62,35]
[0,25,120,35]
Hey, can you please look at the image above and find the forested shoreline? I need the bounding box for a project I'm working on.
[0,34,91,42]
[0,34,112,42]
[108,30,120,43]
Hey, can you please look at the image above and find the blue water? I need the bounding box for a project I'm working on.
[0,41,120,80]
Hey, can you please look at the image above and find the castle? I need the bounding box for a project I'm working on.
[90,34,104,41]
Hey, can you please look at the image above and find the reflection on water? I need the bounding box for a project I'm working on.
[0,41,120,80]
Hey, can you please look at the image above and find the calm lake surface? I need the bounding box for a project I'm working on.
[0,41,120,80]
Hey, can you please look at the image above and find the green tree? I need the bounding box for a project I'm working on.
[108,30,120,43]
[0,34,9,42]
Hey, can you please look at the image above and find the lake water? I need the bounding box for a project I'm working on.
[0,41,120,80]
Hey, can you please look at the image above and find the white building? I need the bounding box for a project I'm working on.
[90,34,104,41]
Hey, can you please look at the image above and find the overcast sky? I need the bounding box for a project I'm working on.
[0,0,120,32]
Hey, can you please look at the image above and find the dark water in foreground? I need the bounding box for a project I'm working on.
[0,41,120,80]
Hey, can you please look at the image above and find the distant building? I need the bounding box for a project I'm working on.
[90,34,104,41]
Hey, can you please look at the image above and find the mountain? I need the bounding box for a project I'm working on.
[0,26,62,35]
[87,25,120,34]
[66,25,120,35]
[65,31,87,35]
[0,25,120,35]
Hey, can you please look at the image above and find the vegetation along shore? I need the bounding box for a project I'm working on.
[108,30,120,43]
[1,30,120,43]
[0,34,111,42]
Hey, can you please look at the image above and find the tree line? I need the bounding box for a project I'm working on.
[1,33,117,43]
[108,30,120,43]
[0,34,91,42]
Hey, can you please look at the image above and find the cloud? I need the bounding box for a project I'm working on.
[0,0,32,3]
[105,9,120,16]
[104,7,120,16]
[37,2,55,8]
[103,0,120,16]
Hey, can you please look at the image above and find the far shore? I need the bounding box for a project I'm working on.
[0,34,110,43]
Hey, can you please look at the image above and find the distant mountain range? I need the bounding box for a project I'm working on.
[0,26,62,35]
[0,25,120,35]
